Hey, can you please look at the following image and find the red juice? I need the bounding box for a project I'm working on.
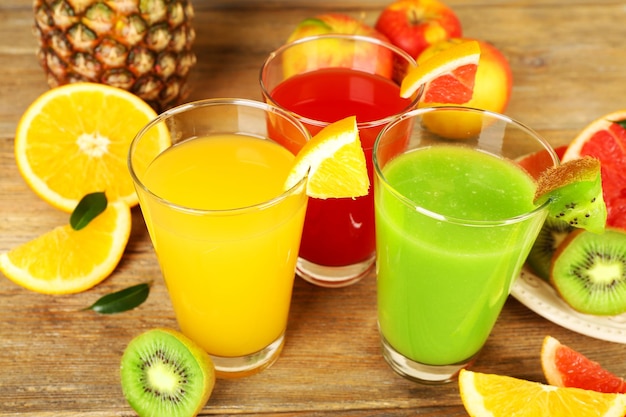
[270,67,414,267]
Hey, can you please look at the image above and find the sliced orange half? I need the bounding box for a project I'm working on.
[284,116,369,199]
[0,201,131,294]
[15,82,168,212]
[400,39,481,103]
[459,369,626,417]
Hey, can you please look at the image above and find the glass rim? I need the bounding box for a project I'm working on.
[128,97,310,216]
[373,105,560,227]
[259,33,422,131]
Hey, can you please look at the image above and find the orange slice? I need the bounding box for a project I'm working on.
[542,335,626,394]
[0,201,131,294]
[15,82,167,212]
[459,369,626,417]
[562,110,626,231]
[284,115,369,199]
[400,39,480,102]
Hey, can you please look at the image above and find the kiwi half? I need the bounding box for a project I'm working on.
[550,229,626,316]
[120,328,215,417]
[534,156,607,234]
[527,217,574,281]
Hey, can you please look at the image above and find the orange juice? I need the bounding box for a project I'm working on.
[139,134,307,357]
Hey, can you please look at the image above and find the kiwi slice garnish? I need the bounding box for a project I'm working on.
[527,218,574,280]
[534,156,607,234]
[550,229,626,316]
[120,328,215,417]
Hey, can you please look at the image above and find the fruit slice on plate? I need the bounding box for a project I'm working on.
[15,82,167,212]
[563,110,626,231]
[541,335,626,394]
[400,39,480,103]
[526,217,574,281]
[534,156,607,235]
[284,115,369,199]
[120,328,215,417]
[459,369,626,417]
[0,201,131,294]
[550,228,626,316]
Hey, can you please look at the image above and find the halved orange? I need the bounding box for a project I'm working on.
[284,115,369,199]
[541,335,626,394]
[0,201,131,294]
[562,110,626,231]
[15,82,166,212]
[400,39,480,102]
[459,369,626,417]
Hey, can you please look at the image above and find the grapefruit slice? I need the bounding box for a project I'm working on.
[541,335,626,394]
[400,39,480,103]
[562,110,626,231]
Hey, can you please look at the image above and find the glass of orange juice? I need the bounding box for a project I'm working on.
[128,98,310,378]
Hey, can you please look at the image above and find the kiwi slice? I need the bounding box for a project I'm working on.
[534,156,607,234]
[527,217,574,280]
[120,328,215,417]
[550,229,626,316]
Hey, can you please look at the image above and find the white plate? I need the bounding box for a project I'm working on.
[511,267,626,344]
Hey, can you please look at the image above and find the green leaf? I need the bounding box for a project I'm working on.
[84,283,151,314]
[70,192,108,231]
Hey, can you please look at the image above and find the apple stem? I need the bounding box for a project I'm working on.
[409,8,422,25]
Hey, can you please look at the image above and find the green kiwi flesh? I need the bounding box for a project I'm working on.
[534,156,607,234]
[551,229,626,316]
[527,217,574,280]
[120,328,215,417]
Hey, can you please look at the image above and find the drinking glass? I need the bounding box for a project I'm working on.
[260,34,420,288]
[128,98,310,378]
[373,106,559,383]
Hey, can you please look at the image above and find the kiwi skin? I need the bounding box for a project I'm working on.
[550,228,626,316]
[120,328,215,417]
[527,218,574,281]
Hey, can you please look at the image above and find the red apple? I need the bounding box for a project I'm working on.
[375,0,462,59]
[418,38,513,113]
[281,13,394,78]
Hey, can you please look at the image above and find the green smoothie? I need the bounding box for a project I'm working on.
[375,145,545,366]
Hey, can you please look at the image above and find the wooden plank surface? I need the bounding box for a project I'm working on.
[2,0,626,416]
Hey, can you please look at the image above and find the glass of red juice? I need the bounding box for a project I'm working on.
[260,34,420,288]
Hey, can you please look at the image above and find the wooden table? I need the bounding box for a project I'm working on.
[2,0,625,415]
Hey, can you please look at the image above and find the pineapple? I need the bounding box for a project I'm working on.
[33,0,197,112]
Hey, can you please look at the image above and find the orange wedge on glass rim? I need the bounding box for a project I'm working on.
[14,82,167,212]
[0,201,131,294]
[284,115,369,199]
[459,369,626,417]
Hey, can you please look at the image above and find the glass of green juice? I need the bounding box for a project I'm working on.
[373,106,559,384]
[128,98,310,378]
